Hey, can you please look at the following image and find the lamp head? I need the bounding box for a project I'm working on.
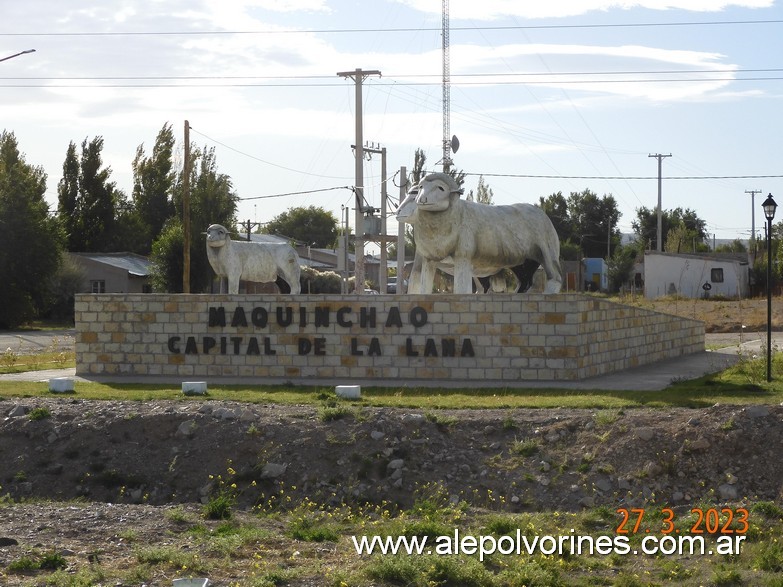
[762,193,778,221]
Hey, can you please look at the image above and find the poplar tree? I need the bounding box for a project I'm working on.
[0,132,62,328]
[132,123,176,253]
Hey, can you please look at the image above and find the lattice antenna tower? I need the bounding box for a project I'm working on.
[441,0,459,173]
[442,0,451,172]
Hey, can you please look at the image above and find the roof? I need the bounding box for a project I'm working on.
[70,252,151,277]
[248,233,298,245]
[644,251,749,265]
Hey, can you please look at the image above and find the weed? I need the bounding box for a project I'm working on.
[711,565,743,586]
[752,501,783,519]
[289,514,339,542]
[425,411,457,427]
[202,464,240,520]
[1,345,19,369]
[28,406,51,421]
[511,437,540,457]
[593,409,621,428]
[318,404,351,422]
[755,542,783,572]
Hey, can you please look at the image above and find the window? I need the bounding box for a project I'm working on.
[90,280,106,293]
[710,268,724,283]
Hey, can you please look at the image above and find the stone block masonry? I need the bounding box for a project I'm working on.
[75,293,704,386]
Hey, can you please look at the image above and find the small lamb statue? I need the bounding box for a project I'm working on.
[206,224,301,294]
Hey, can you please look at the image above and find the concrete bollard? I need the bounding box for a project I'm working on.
[49,377,74,393]
[335,385,361,399]
[182,381,208,396]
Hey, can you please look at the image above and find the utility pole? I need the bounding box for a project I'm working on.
[746,189,762,247]
[182,121,191,293]
[649,153,671,252]
[239,219,260,241]
[363,144,389,292]
[337,68,381,293]
[397,166,408,294]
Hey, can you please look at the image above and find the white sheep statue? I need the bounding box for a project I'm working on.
[397,184,539,294]
[397,173,562,295]
[206,224,301,294]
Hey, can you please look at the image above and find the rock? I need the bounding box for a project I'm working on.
[176,420,197,438]
[260,463,287,479]
[387,459,404,470]
[213,408,239,421]
[686,437,711,452]
[718,484,738,500]
[7,405,29,418]
[635,427,655,441]
[595,478,612,492]
[744,405,770,419]
[370,430,385,440]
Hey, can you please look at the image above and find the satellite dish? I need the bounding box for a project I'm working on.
[451,135,460,154]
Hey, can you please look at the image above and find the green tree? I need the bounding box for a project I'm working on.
[149,219,184,293]
[715,239,747,253]
[466,175,493,204]
[151,144,238,292]
[633,206,707,251]
[57,137,123,252]
[132,123,176,253]
[263,206,338,248]
[607,241,641,293]
[78,136,121,252]
[57,142,79,250]
[538,192,570,240]
[0,131,63,328]
[664,223,707,253]
[567,189,621,259]
[539,189,621,258]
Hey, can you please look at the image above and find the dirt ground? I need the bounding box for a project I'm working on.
[0,296,780,585]
[616,294,781,334]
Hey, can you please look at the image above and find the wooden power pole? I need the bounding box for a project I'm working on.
[182,120,191,293]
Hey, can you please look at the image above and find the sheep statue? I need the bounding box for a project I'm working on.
[396,172,562,295]
[397,184,541,294]
[206,224,301,294]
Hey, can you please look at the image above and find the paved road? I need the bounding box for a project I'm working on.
[0,329,75,354]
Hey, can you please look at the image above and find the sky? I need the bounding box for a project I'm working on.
[2,0,783,251]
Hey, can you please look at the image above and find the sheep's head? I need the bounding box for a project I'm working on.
[415,172,462,212]
[206,224,230,248]
[396,184,419,224]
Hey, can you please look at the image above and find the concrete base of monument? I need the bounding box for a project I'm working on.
[75,293,707,388]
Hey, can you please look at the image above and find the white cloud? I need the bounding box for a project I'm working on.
[394,0,774,20]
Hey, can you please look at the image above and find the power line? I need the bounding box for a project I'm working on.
[466,173,783,180]
[2,19,782,36]
[239,186,352,201]
[190,127,351,180]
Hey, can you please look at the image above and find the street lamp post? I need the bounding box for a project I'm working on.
[0,49,36,63]
[762,193,778,382]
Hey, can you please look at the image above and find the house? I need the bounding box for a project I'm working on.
[583,258,608,292]
[70,252,151,294]
[643,251,749,299]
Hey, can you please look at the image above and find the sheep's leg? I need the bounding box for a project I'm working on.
[452,258,473,294]
[419,258,437,295]
[278,263,301,294]
[227,274,240,294]
[407,253,423,294]
[541,258,562,294]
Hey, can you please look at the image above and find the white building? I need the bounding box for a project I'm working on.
[643,251,749,299]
